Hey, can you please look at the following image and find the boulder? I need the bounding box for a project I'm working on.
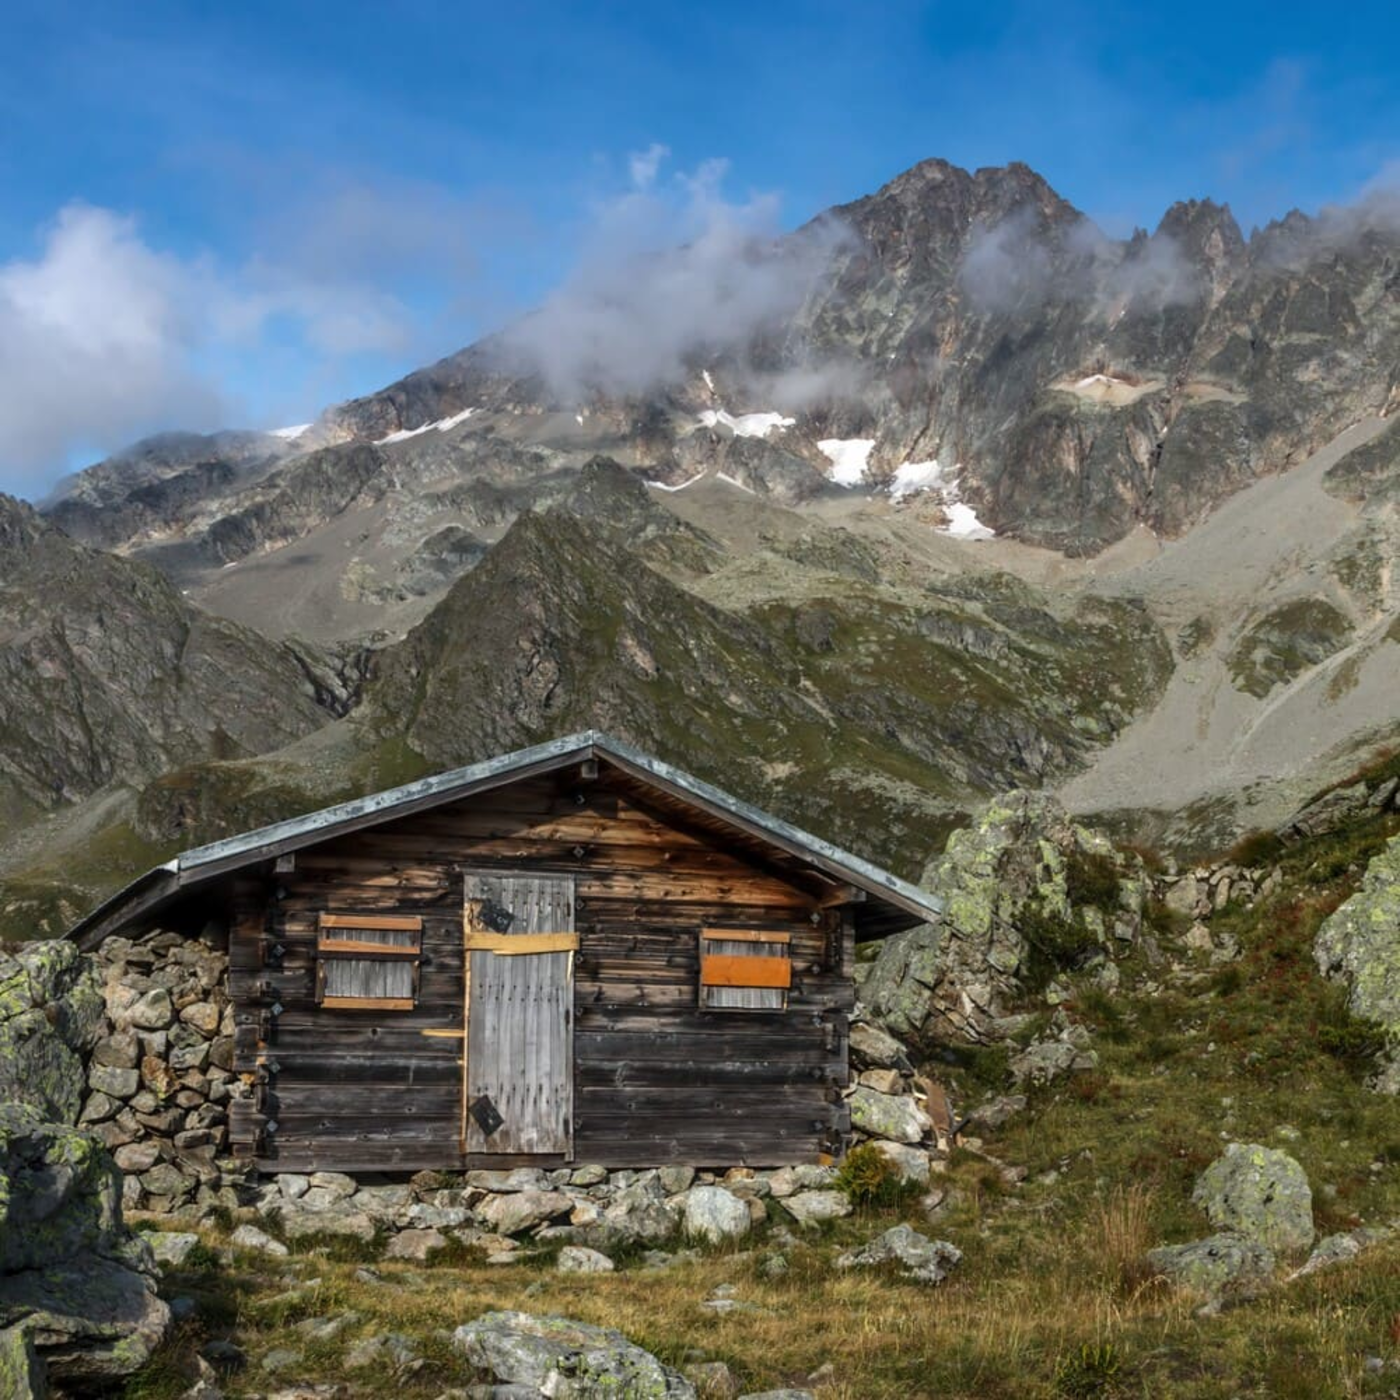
[282,1209,376,1242]
[835,1224,961,1284]
[684,1186,752,1244]
[1314,833,1400,1091]
[1192,1144,1314,1252]
[0,940,105,1123]
[557,1246,615,1273]
[451,1310,696,1397]
[383,1228,448,1261]
[1146,1233,1275,1302]
[862,792,1145,1045]
[0,1104,169,1383]
[782,1191,851,1227]
[480,1189,574,1236]
[229,1224,288,1257]
[848,1087,931,1144]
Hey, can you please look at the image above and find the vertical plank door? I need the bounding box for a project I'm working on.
[463,872,575,1158]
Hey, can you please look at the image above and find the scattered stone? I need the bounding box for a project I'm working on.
[736,1392,816,1400]
[836,1224,961,1284]
[230,1224,289,1257]
[1286,1227,1388,1281]
[967,1094,1027,1131]
[1192,1143,1314,1252]
[451,1310,696,1397]
[293,1313,359,1342]
[684,1359,738,1397]
[1146,1233,1275,1303]
[782,1191,852,1227]
[384,1228,448,1261]
[345,1331,419,1369]
[144,1231,201,1268]
[259,1347,303,1373]
[684,1186,752,1244]
[557,1245,615,1273]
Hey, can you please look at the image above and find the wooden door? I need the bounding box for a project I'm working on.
[463,872,576,1158]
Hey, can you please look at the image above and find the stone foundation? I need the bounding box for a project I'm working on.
[84,927,946,1233]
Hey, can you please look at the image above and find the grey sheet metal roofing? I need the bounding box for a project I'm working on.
[68,730,944,947]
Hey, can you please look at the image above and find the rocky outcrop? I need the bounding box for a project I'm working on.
[451,1310,697,1398]
[0,940,104,1122]
[862,792,1146,1045]
[0,1104,169,1384]
[1314,831,1400,1092]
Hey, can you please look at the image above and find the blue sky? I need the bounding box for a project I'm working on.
[0,0,1396,497]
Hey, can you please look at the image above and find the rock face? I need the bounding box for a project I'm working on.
[0,940,104,1122]
[0,1104,170,1383]
[1314,832,1400,1091]
[862,791,1145,1045]
[452,1310,696,1398]
[1191,1144,1314,1253]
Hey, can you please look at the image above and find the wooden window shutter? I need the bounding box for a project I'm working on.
[316,914,423,1011]
[700,929,791,1011]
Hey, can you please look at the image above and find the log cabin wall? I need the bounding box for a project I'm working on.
[228,768,854,1173]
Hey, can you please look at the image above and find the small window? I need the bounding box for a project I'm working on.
[316,914,423,1011]
[700,929,791,1011]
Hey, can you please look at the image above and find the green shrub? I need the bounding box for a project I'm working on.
[837,1142,917,1208]
[1054,1341,1123,1397]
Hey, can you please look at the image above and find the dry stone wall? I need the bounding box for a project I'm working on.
[82,929,247,1218]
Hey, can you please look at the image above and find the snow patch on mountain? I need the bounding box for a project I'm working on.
[697,408,794,439]
[818,438,875,486]
[889,458,994,539]
[378,407,476,444]
[269,423,311,439]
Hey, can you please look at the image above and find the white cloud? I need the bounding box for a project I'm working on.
[498,155,850,399]
[0,193,461,496]
[0,205,225,494]
[628,143,670,191]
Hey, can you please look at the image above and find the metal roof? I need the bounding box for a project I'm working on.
[69,731,943,947]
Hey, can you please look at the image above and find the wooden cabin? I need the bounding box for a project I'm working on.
[71,733,941,1173]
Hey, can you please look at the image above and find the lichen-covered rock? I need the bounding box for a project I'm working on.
[0,1104,169,1382]
[684,1186,751,1244]
[0,940,104,1123]
[1315,833,1400,1091]
[451,1309,696,1397]
[0,1325,45,1400]
[557,1245,615,1273]
[1146,1233,1275,1301]
[1192,1143,1314,1252]
[836,1224,961,1284]
[862,792,1145,1046]
[848,1022,912,1071]
[847,1087,931,1144]
[782,1191,852,1226]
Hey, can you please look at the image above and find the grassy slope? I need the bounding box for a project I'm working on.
[127,799,1400,1399]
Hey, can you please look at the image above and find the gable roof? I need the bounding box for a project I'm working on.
[69,731,944,948]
